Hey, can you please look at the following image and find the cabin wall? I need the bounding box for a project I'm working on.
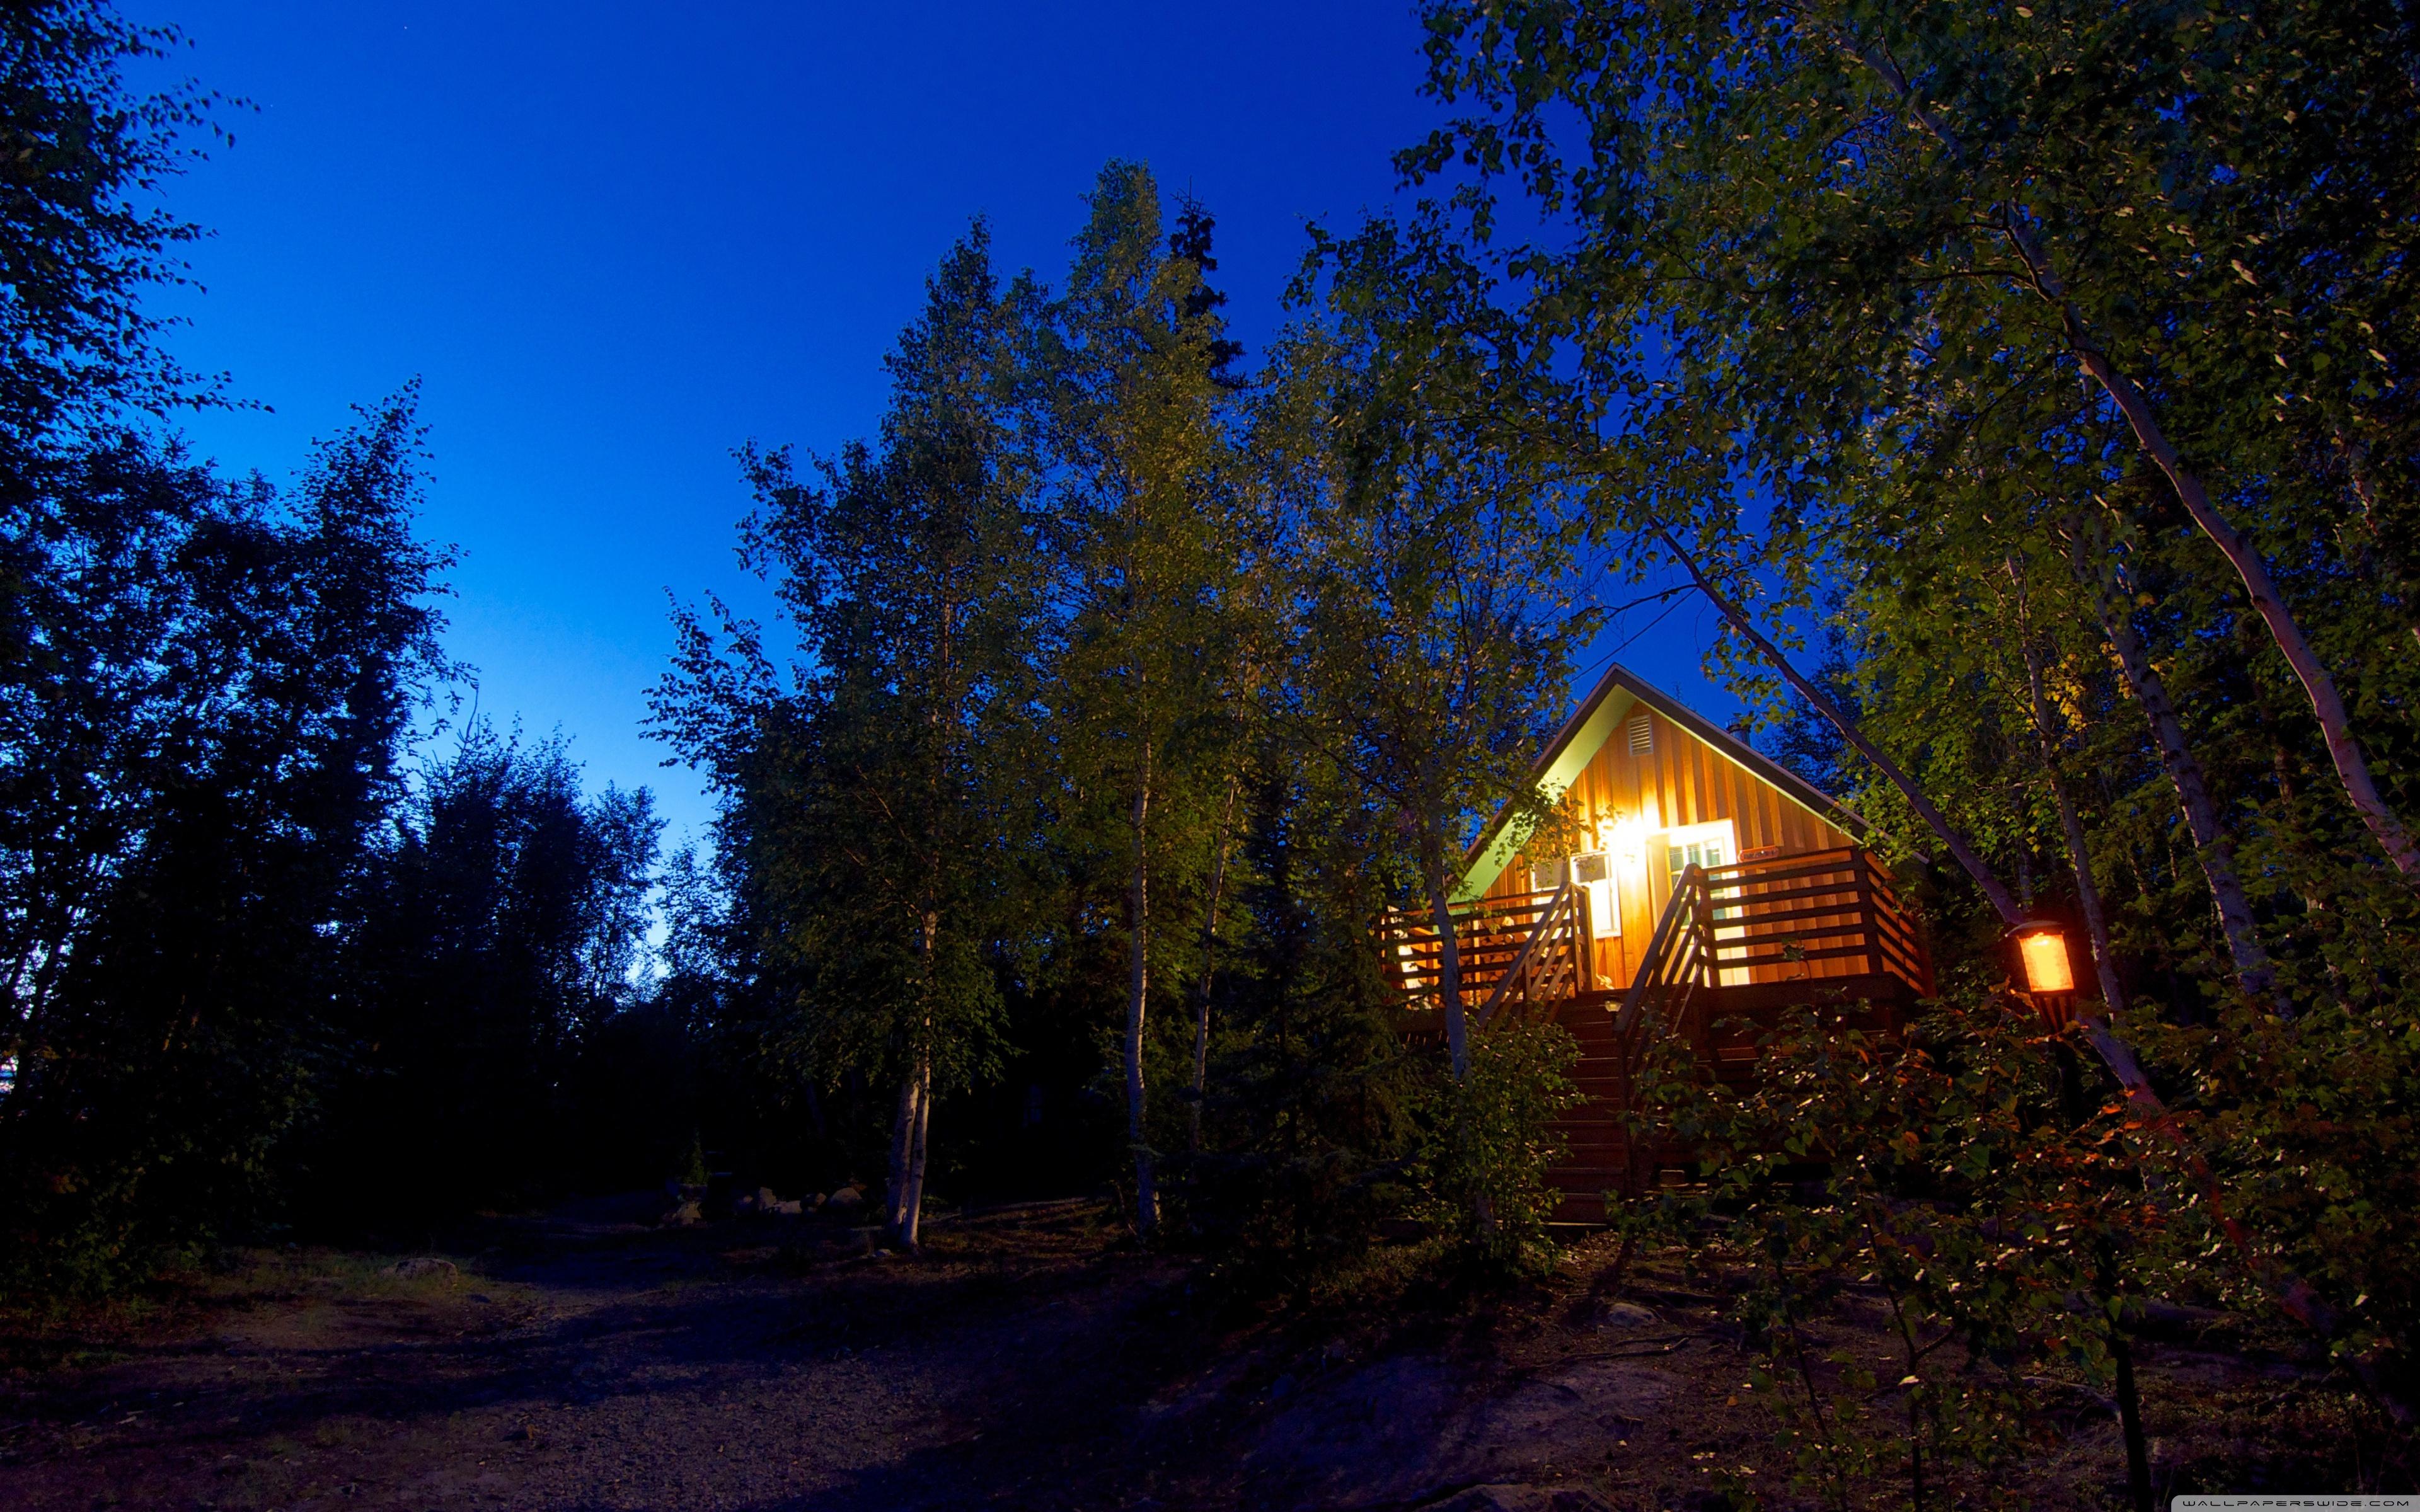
[1482,701,1855,990]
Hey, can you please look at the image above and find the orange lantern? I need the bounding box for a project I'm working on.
[2009,919,2077,1029]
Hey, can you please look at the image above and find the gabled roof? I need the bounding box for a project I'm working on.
[1453,661,1864,901]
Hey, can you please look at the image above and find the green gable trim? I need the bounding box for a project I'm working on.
[1451,682,1638,903]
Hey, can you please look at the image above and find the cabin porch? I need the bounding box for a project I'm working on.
[1388,846,1932,1222]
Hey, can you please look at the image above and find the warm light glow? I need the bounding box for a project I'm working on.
[1606,818,1649,868]
[2018,930,2074,994]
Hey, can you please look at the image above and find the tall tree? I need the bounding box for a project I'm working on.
[1271,206,1591,1091]
[1033,164,1247,1239]
[322,723,659,1225]
[655,228,1044,1250]
[1,398,452,1292]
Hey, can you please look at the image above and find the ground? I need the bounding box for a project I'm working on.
[0,1195,2383,1511]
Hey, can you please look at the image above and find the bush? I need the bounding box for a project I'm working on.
[1410,1017,1583,1273]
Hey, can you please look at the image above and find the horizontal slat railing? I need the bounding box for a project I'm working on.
[1386,888,1567,1009]
[1476,880,1588,1027]
[1390,846,1930,1021]
[1697,847,1930,997]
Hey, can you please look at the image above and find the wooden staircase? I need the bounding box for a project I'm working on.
[1390,848,1930,1223]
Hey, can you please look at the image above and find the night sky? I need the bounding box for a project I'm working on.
[122,1,1735,850]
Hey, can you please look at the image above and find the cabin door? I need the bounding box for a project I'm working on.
[1651,821,1743,983]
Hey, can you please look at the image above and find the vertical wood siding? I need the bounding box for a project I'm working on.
[1481,706,1855,990]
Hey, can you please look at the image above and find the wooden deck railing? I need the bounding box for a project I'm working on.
[1385,882,1594,1022]
[1395,845,1927,1031]
[1695,847,1932,995]
[1609,861,1714,1038]
[1612,847,1928,1053]
[1474,880,1588,1027]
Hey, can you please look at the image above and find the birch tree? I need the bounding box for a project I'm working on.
[1032,164,1245,1240]
[654,229,1042,1250]
[1272,207,1591,1092]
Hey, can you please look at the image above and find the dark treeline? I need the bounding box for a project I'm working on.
[6,0,2420,1492]
[0,6,682,1290]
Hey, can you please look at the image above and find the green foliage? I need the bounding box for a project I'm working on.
[0,0,233,450]
[1409,1017,1582,1272]
[653,226,1049,1240]
[1273,205,1596,884]
[1265,204,1598,1122]
[302,721,661,1230]
[1631,997,2167,1507]
[0,400,452,1298]
[2137,961,2420,1389]
[1180,767,1419,1284]
[1030,163,1255,1235]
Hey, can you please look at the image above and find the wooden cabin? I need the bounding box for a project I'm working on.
[1389,664,1933,1221]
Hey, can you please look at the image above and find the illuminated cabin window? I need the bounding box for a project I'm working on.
[1662,821,1739,931]
[1662,822,1734,883]
[1530,853,1617,937]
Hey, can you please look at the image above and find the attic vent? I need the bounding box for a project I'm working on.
[1626,714,1654,755]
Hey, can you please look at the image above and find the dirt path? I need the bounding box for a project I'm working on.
[1,1197,1243,1511]
[0,1196,2346,1510]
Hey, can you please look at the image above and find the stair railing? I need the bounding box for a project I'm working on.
[1473,878,1588,1029]
[1596,863,1713,1199]
[1611,862,1712,1041]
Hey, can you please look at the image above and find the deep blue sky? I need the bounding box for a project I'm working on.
[123,0,1733,850]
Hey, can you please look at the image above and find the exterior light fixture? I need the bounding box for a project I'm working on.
[2008,919,2077,1030]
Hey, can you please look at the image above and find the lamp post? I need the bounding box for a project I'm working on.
[2008,918,2078,1031]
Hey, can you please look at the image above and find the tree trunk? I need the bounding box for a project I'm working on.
[1125,744,1158,1239]
[901,1050,931,1248]
[1187,773,1242,1155]
[884,1057,928,1249]
[1423,843,1471,1084]
[2110,1312,2155,1512]
[1658,527,2025,924]
[1853,33,2420,885]
[2068,541,2285,1011]
[887,904,940,1250]
[1421,840,1497,1235]
[2009,559,2128,1015]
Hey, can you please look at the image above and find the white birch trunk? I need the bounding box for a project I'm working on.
[1187,774,1242,1155]
[899,1050,931,1249]
[2073,550,2286,1010]
[1423,845,1470,1084]
[884,1062,925,1247]
[1125,743,1158,1238]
